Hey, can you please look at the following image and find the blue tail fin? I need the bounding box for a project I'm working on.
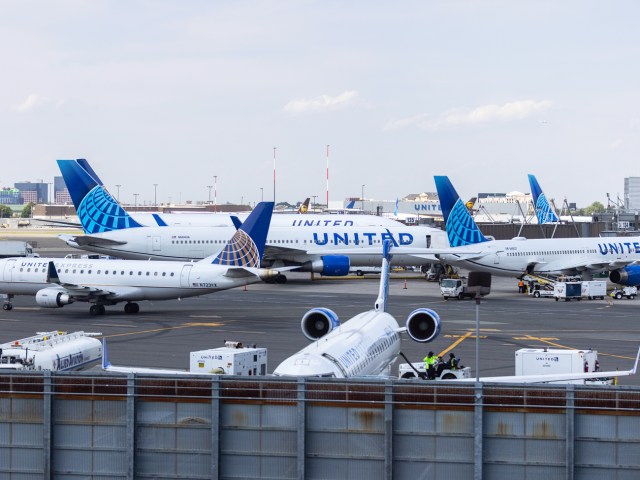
[528,174,559,224]
[102,337,111,369]
[57,159,143,234]
[434,176,489,247]
[76,158,105,185]
[211,202,274,267]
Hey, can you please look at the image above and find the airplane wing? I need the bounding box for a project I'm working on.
[542,257,638,274]
[58,234,127,247]
[452,347,640,384]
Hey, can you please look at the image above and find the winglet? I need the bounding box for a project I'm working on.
[632,346,640,375]
[152,213,168,227]
[57,159,143,233]
[528,174,559,224]
[211,202,274,267]
[434,176,489,247]
[102,337,112,369]
[374,239,393,312]
[230,216,243,230]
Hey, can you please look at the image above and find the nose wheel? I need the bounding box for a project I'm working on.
[124,303,140,314]
[2,303,13,311]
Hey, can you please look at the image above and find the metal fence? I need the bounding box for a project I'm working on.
[1,372,640,479]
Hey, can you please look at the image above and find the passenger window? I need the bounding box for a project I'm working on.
[170,272,174,276]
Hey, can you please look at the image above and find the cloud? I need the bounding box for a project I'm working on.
[13,93,65,113]
[283,90,360,114]
[385,99,552,132]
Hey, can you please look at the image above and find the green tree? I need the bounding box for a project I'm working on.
[20,202,35,218]
[0,204,12,218]
[583,201,606,215]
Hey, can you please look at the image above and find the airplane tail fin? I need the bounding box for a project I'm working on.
[298,198,310,214]
[528,174,559,224]
[57,159,143,234]
[374,240,393,312]
[210,202,274,267]
[434,176,489,247]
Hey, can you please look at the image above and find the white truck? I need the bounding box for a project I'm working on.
[440,277,477,300]
[610,286,637,300]
[0,331,102,372]
[528,281,555,298]
[190,341,267,376]
[0,240,37,258]
[553,281,583,301]
[515,348,612,385]
[581,280,607,300]
[398,361,472,380]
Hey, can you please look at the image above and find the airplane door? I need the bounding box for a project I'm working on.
[493,253,500,264]
[180,265,192,288]
[3,259,16,281]
[426,235,431,248]
[147,236,162,252]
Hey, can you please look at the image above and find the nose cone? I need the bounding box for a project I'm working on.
[273,353,340,378]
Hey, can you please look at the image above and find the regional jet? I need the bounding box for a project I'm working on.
[0,202,276,315]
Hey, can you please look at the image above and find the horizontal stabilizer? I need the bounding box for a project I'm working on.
[59,234,127,247]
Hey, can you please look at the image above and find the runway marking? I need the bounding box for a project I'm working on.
[189,315,222,319]
[0,318,21,322]
[104,322,224,338]
[91,324,137,328]
[513,336,559,341]
[438,331,473,357]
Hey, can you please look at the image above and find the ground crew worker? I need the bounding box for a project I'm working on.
[423,351,439,379]
[518,279,525,293]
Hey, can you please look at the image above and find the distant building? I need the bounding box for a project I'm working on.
[54,176,71,204]
[624,177,640,211]
[0,188,22,205]
[14,181,48,204]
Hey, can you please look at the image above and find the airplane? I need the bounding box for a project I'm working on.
[430,176,640,279]
[272,240,442,378]
[0,202,277,315]
[56,159,448,281]
[528,174,560,224]
[297,197,310,214]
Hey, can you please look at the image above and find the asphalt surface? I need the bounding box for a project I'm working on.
[2,230,640,385]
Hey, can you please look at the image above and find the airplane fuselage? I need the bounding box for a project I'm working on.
[439,236,640,277]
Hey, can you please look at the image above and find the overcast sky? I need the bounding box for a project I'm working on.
[1,1,639,207]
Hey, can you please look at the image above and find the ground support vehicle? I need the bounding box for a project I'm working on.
[582,280,607,300]
[554,281,583,301]
[398,361,471,380]
[0,240,36,258]
[190,341,267,376]
[610,286,637,300]
[515,348,613,385]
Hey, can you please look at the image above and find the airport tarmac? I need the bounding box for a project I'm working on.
[2,265,639,385]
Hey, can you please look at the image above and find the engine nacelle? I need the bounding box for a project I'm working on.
[610,266,640,286]
[35,288,73,308]
[405,308,441,343]
[301,308,340,341]
[307,256,350,276]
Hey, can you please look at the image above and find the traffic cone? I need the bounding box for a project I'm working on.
[243,283,247,292]
[403,279,407,290]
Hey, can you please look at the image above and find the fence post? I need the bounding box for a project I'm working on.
[297,378,306,480]
[474,383,483,480]
[565,384,575,480]
[43,371,52,480]
[211,376,220,479]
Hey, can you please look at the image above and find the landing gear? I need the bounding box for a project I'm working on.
[2,295,14,311]
[276,274,287,284]
[124,302,140,314]
[89,304,106,316]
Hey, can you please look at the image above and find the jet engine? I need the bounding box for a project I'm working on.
[405,308,441,343]
[610,266,640,286]
[35,288,74,308]
[301,256,350,276]
[301,308,340,341]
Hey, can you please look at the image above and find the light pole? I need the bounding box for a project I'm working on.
[133,193,139,211]
[312,195,318,212]
[214,176,217,212]
[361,185,365,211]
[260,187,264,202]
[115,185,121,202]
[153,184,158,206]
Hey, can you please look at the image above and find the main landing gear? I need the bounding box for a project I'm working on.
[265,274,287,284]
[124,302,140,314]
[2,295,14,311]
[89,305,106,316]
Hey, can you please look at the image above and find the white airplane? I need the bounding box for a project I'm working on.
[272,240,442,378]
[56,159,448,280]
[0,202,276,315]
[430,176,640,279]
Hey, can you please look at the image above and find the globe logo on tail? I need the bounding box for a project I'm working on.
[535,193,559,223]
[77,186,141,234]
[445,199,488,247]
[212,230,260,267]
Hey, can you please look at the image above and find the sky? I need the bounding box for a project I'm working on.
[1,1,639,208]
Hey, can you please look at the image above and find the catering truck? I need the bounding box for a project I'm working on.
[0,240,37,258]
[0,331,102,371]
[190,341,267,376]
